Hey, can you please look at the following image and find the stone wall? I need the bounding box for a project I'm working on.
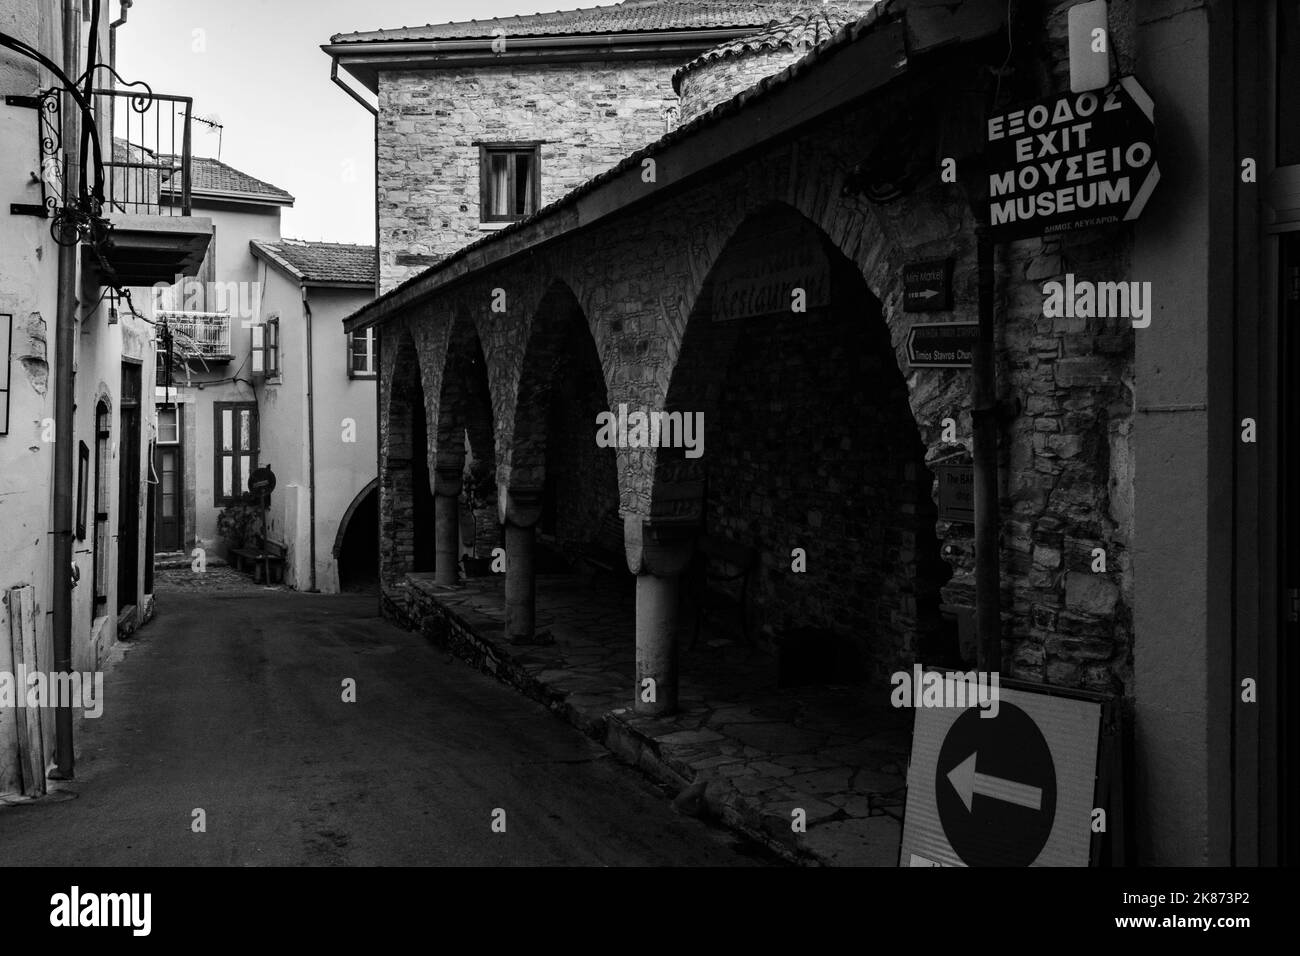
[373,64,1136,699]
[677,47,805,125]
[377,61,682,291]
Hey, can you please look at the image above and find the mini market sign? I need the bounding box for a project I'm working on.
[984,76,1160,241]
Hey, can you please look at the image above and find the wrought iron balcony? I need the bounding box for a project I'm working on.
[157,311,232,363]
[96,87,192,216]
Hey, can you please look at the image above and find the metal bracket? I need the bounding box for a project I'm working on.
[4,89,60,221]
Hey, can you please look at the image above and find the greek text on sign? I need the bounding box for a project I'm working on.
[985,76,1160,239]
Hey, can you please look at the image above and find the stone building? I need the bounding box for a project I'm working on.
[331,0,1298,867]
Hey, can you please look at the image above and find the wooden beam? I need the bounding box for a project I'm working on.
[0,589,22,797]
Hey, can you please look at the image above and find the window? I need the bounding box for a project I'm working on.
[214,402,258,505]
[349,327,377,379]
[158,405,180,444]
[479,144,540,222]
[251,315,279,378]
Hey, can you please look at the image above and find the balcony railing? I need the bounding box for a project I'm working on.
[158,311,231,361]
[95,87,192,216]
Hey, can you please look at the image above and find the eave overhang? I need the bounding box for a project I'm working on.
[89,214,214,288]
[323,28,773,93]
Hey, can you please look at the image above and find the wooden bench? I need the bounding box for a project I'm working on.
[230,539,286,584]
[689,534,758,647]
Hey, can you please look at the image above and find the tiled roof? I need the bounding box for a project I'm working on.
[330,0,862,43]
[349,0,899,328]
[251,239,376,286]
[176,156,295,204]
[673,3,872,91]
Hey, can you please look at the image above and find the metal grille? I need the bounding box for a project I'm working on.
[94,87,192,216]
[158,311,231,359]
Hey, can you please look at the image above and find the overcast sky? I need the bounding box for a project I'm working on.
[117,0,548,245]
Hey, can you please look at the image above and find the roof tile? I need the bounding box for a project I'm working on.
[331,0,866,43]
[252,239,376,285]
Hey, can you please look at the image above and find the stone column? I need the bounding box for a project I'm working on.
[632,517,696,717]
[502,486,543,644]
[504,522,535,643]
[635,571,680,716]
[433,466,462,587]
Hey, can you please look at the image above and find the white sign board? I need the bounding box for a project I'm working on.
[900,677,1102,867]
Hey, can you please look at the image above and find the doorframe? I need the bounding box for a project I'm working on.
[154,402,186,553]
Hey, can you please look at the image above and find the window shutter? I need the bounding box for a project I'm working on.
[251,323,265,374]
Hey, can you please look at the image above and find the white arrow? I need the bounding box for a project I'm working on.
[946,752,1043,812]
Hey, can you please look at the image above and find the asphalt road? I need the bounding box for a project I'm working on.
[0,584,770,866]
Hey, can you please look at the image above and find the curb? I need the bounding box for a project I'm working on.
[387,579,854,866]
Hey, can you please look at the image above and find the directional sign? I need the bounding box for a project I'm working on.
[907,322,978,368]
[248,465,276,497]
[903,259,952,312]
[936,703,1057,866]
[984,75,1160,241]
[899,677,1103,867]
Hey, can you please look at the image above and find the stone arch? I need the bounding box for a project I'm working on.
[333,477,380,558]
[503,278,621,563]
[645,200,951,684]
[434,311,498,562]
[380,325,436,580]
[334,478,380,591]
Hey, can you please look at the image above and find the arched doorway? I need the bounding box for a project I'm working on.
[434,316,497,582]
[336,479,379,592]
[652,202,950,688]
[513,281,620,579]
[381,330,436,583]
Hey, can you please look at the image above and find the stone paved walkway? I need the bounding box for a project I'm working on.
[153,564,288,594]
[401,572,910,866]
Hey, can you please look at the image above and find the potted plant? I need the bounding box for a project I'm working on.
[216,492,264,556]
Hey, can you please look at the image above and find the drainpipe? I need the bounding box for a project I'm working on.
[49,0,83,781]
[303,284,318,592]
[108,0,131,71]
[972,223,1002,672]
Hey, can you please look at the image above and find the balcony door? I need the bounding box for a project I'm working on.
[154,404,184,552]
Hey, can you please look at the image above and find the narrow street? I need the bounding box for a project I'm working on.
[0,577,770,866]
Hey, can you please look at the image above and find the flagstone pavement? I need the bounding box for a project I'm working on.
[399,571,911,866]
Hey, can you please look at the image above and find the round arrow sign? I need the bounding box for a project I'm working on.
[248,465,276,497]
[935,702,1056,866]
